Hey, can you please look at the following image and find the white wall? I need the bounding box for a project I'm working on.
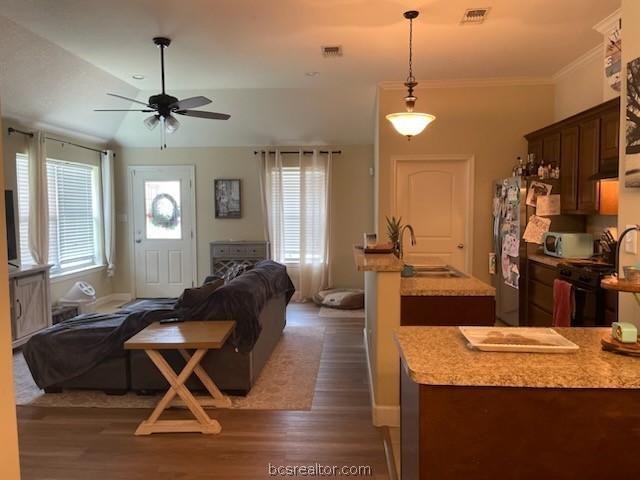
[553,47,606,121]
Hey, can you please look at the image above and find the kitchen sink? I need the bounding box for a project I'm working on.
[405,265,467,278]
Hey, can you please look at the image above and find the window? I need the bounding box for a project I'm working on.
[15,154,102,275]
[270,165,327,264]
[277,167,301,262]
[15,154,34,266]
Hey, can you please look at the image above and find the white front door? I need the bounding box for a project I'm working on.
[130,166,196,298]
[394,156,472,272]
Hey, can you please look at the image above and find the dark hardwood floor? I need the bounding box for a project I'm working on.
[16,304,388,479]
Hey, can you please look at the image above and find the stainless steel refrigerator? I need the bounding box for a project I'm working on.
[491,176,582,326]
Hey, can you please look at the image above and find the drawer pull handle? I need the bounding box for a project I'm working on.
[16,299,22,319]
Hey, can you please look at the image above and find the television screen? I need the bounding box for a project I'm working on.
[5,190,18,262]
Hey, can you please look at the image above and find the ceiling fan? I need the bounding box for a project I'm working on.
[94,37,230,148]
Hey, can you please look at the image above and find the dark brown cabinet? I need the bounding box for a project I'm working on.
[401,295,496,326]
[577,118,600,213]
[526,261,556,326]
[542,132,561,165]
[600,109,620,174]
[560,127,579,212]
[525,97,620,215]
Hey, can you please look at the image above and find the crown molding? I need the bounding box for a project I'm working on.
[551,44,602,83]
[378,76,553,90]
[593,8,621,35]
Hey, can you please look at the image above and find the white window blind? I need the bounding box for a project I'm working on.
[277,167,301,262]
[47,159,101,274]
[270,165,327,264]
[15,153,34,266]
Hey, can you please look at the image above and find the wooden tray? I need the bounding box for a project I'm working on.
[459,327,579,353]
[354,245,395,254]
[601,335,640,357]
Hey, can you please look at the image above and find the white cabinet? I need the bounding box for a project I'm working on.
[10,265,52,348]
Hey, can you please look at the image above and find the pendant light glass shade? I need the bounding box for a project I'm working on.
[387,10,435,140]
[386,112,435,137]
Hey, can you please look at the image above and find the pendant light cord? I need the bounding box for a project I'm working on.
[407,17,415,84]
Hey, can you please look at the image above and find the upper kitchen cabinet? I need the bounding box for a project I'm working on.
[525,97,620,215]
[600,108,620,175]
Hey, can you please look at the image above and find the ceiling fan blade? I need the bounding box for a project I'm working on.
[107,93,151,107]
[170,96,212,110]
[94,109,155,112]
[175,110,230,120]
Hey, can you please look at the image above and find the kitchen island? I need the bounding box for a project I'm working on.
[354,247,495,426]
[395,327,640,480]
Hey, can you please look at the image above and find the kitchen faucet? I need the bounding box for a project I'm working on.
[398,224,417,259]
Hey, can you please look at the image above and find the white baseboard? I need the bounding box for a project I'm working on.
[95,293,132,307]
[363,328,400,427]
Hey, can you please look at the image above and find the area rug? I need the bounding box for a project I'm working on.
[14,326,325,411]
[318,306,365,318]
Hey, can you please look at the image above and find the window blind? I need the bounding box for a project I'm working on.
[47,159,100,274]
[277,167,301,262]
[15,153,35,266]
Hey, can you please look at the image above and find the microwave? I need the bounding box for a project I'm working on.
[543,232,594,258]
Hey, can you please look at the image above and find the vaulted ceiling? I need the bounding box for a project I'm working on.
[0,0,620,146]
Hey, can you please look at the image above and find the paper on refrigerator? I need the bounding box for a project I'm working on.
[536,194,561,216]
[523,215,552,244]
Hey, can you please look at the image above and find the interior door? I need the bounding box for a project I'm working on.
[131,166,196,298]
[395,158,470,271]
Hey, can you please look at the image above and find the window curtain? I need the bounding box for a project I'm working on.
[298,150,332,300]
[259,149,285,261]
[101,149,116,276]
[27,131,48,265]
[259,148,332,301]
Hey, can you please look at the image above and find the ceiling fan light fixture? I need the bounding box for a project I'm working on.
[386,10,435,140]
[144,114,160,131]
[165,115,180,134]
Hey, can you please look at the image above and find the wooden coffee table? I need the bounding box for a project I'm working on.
[124,320,235,435]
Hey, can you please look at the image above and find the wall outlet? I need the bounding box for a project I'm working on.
[624,224,638,255]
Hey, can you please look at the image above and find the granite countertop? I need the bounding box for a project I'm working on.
[401,275,495,297]
[395,327,640,389]
[528,253,563,268]
[353,247,404,272]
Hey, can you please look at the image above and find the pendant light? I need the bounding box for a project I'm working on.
[386,10,435,140]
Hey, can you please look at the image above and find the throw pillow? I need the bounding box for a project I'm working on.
[176,278,224,309]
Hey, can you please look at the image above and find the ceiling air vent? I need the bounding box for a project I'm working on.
[461,8,490,24]
[321,45,343,57]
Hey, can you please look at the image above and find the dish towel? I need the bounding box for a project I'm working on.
[552,279,573,327]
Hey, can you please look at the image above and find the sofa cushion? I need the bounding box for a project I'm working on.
[313,289,364,310]
[176,278,224,309]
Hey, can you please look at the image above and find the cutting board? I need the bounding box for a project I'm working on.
[459,327,579,353]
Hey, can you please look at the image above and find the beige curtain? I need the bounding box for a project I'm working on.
[27,131,48,265]
[101,150,116,276]
[297,150,332,300]
[259,148,332,302]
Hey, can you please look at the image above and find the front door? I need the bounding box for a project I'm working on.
[394,156,471,271]
[131,166,196,298]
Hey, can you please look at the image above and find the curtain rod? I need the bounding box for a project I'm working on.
[254,150,342,155]
[7,127,107,155]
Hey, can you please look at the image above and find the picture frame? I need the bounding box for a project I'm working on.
[214,179,242,218]
[625,57,640,187]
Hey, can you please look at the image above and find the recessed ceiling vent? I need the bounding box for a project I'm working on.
[321,45,343,57]
[461,8,490,24]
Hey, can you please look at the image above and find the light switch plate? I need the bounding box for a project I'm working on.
[625,224,637,254]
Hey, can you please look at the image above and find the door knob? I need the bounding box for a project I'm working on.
[457,244,464,249]
[136,239,142,244]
